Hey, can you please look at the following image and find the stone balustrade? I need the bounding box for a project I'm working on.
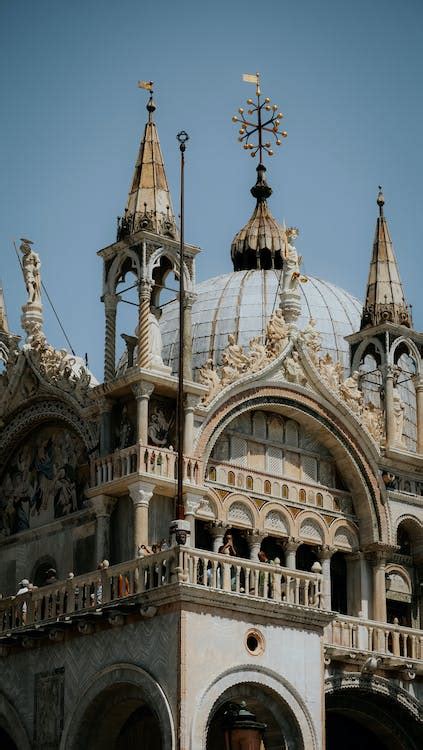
[0,548,324,637]
[325,615,423,661]
[206,459,353,514]
[91,444,202,488]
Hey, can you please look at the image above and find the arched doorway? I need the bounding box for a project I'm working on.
[68,680,169,750]
[326,689,422,750]
[206,683,304,750]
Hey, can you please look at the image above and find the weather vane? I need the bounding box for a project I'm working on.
[232,73,287,162]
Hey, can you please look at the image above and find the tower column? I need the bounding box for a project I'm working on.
[184,394,198,455]
[103,292,119,382]
[246,531,266,561]
[413,376,423,454]
[132,382,154,445]
[284,538,300,570]
[129,481,155,555]
[384,365,396,448]
[367,545,388,623]
[90,495,116,564]
[183,292,196,380]
[99,397,114,456]
[208,522,229,553]
[138,279,152,368]
[184,494,201,547]
[318,545,335,611]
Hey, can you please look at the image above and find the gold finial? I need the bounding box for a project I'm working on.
[233,73,287,163]
[138,80,156,115]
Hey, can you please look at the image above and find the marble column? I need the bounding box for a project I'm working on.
[284,537,301,570]
[182,292,196,381]
[103,292,119,382]
[132,382,154,445]
[246,531,267,562]
[137,279,152,368]
[384,365,396,449]
[184,393,198,456]
[318,545,336,611]
[128,481,155,556]
[90,495,116,564]
[184,494,201,547]
[208,522,228,553]
[413,376,423,454]
[99,397,114,457]
[368,545,389,622]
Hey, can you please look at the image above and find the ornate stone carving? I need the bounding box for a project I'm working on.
[318,353,343,391]
[265,309,289,357]
[362,401,384,443]
[20,239,42,306]
[392,384,405,446]
[299,318,321,363]
[339,371,363,414]
[282,228,302,293]
[198,359,221,404]
[221,334,250,385]
[282,350,308,385]
[34,668,65,749]
[148,308,170,373]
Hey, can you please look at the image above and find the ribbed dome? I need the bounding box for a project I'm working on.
[231,202,286,271]
[160,270,362,376]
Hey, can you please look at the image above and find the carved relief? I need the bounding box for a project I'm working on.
[0,423,88,536]
[34,668,65,750]
[148,395,175,447]
[282,350,308,385]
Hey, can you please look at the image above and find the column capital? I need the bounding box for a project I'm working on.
[90,495,116,517]
[139,279,152,300]
[364,542,396,565]
[128,480,155,507]
[284,537,301,553]
[412,374,423,391]
[184,493,202,516]
[132,381,154,400]
[318,544,336,560]
[184,393,200,411]
[245,529,267,547]
[207,521,229,539]
[103,292,119,311]
[98,396,114,414]
[182,291,197,310]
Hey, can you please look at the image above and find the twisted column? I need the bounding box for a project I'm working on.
[138,280,152,368]
[103,292,118,381]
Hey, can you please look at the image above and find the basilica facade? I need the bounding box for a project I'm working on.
[0,85,422,749]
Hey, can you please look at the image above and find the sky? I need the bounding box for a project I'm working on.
[1,0,422,379]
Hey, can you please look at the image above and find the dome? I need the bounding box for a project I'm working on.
[160,270,362,375]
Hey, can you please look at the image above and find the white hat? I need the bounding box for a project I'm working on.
[20,579,29,587]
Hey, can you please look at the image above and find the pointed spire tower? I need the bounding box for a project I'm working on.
[0,283,20,370]
[117,82,178,241]
[361,188,412,329]
[0,285,9,334]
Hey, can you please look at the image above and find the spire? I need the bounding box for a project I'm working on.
[0,284,9,333]
[361,188,412,329]
[230,75,288,271]
[117,85,178,241]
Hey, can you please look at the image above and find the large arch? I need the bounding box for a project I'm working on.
[325,674,423,749]
[0,692,31,750]
[60,664,175,750]
[196,387,387,546]
[191,666,318,750]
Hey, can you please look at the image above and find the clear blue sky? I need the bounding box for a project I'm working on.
[1,0,422,379]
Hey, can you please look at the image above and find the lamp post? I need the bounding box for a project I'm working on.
[223,702,266,750]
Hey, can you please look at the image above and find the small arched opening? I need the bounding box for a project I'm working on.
[32,556,58,588]
[296,544,318,572]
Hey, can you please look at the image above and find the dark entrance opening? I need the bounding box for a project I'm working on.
[330,552,348,614]
[0,727,17,750]
[115,705,162,750]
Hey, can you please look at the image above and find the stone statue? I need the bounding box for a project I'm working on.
[300,318,321,363]
[20,239,41,306]
[283,350,307,385]
[221,334,249,385]
[198,358,221,404]
[362,401,384,443]
[318,353,343,391]
[148,309,165,369]
[247,336,268,373]
[339,371,363,413]
[118,405,134,449]
[265,309,289,357]
[392,385,405,446]
[282,228,302,293]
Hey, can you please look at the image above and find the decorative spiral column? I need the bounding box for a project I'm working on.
[103,292,118,382]
[138,280,152,368]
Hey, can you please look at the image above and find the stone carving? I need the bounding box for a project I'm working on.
[198,359,221,404]
[228,501,253,525]
[148,397,175,447]
[148,308,170,372]
[247,337,268,373]
[34,668,65,749]
[118,405,134,449]
[362,401,384,443]
[282,228,302,293]
[20,239,41,305]
[221,334,250,385]
[299,318,321,363]
[392,385,405,446]
[0,424,88,536]
[282,350,308,385]
[318,353,343,391]
[265,309,289,357]
[339,371,363,413]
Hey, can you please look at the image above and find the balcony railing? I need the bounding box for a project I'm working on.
[91,444,202,488]
[0,548,324,637]
[206,459,354,514]
[325,615,423,661]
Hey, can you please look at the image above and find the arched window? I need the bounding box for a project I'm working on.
[264,480,271,495]
[299,488,306,503]
[228,471,235,486]
[246,475,253,490]
[316,492,323,507]
[208,466,216,481]
[282,484,289,499]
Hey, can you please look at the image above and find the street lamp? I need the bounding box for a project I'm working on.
[223,702,266,750]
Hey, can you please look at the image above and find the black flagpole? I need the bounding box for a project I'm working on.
[176,131,189,520]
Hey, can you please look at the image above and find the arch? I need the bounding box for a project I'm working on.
[105,249,141,294]
[0,692,31,750]
[197,490,221,521]
[147,247,192,291]
[329,519,359,551]
[385,564,412,598]
[389,337,421,373]
[261,503,293,537]
[61,663,175,750]
[351,337,386,373]
[395,514,423,563]
[32,555,58,587]
[325,674,423,749]
[296,511,328,545]
[223,494,258,528]
[191,666,318,750]
[195,389,387,546]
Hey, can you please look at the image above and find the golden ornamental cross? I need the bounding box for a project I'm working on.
[232,73,287,163]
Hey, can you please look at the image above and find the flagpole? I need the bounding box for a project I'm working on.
[176,130,189,521]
